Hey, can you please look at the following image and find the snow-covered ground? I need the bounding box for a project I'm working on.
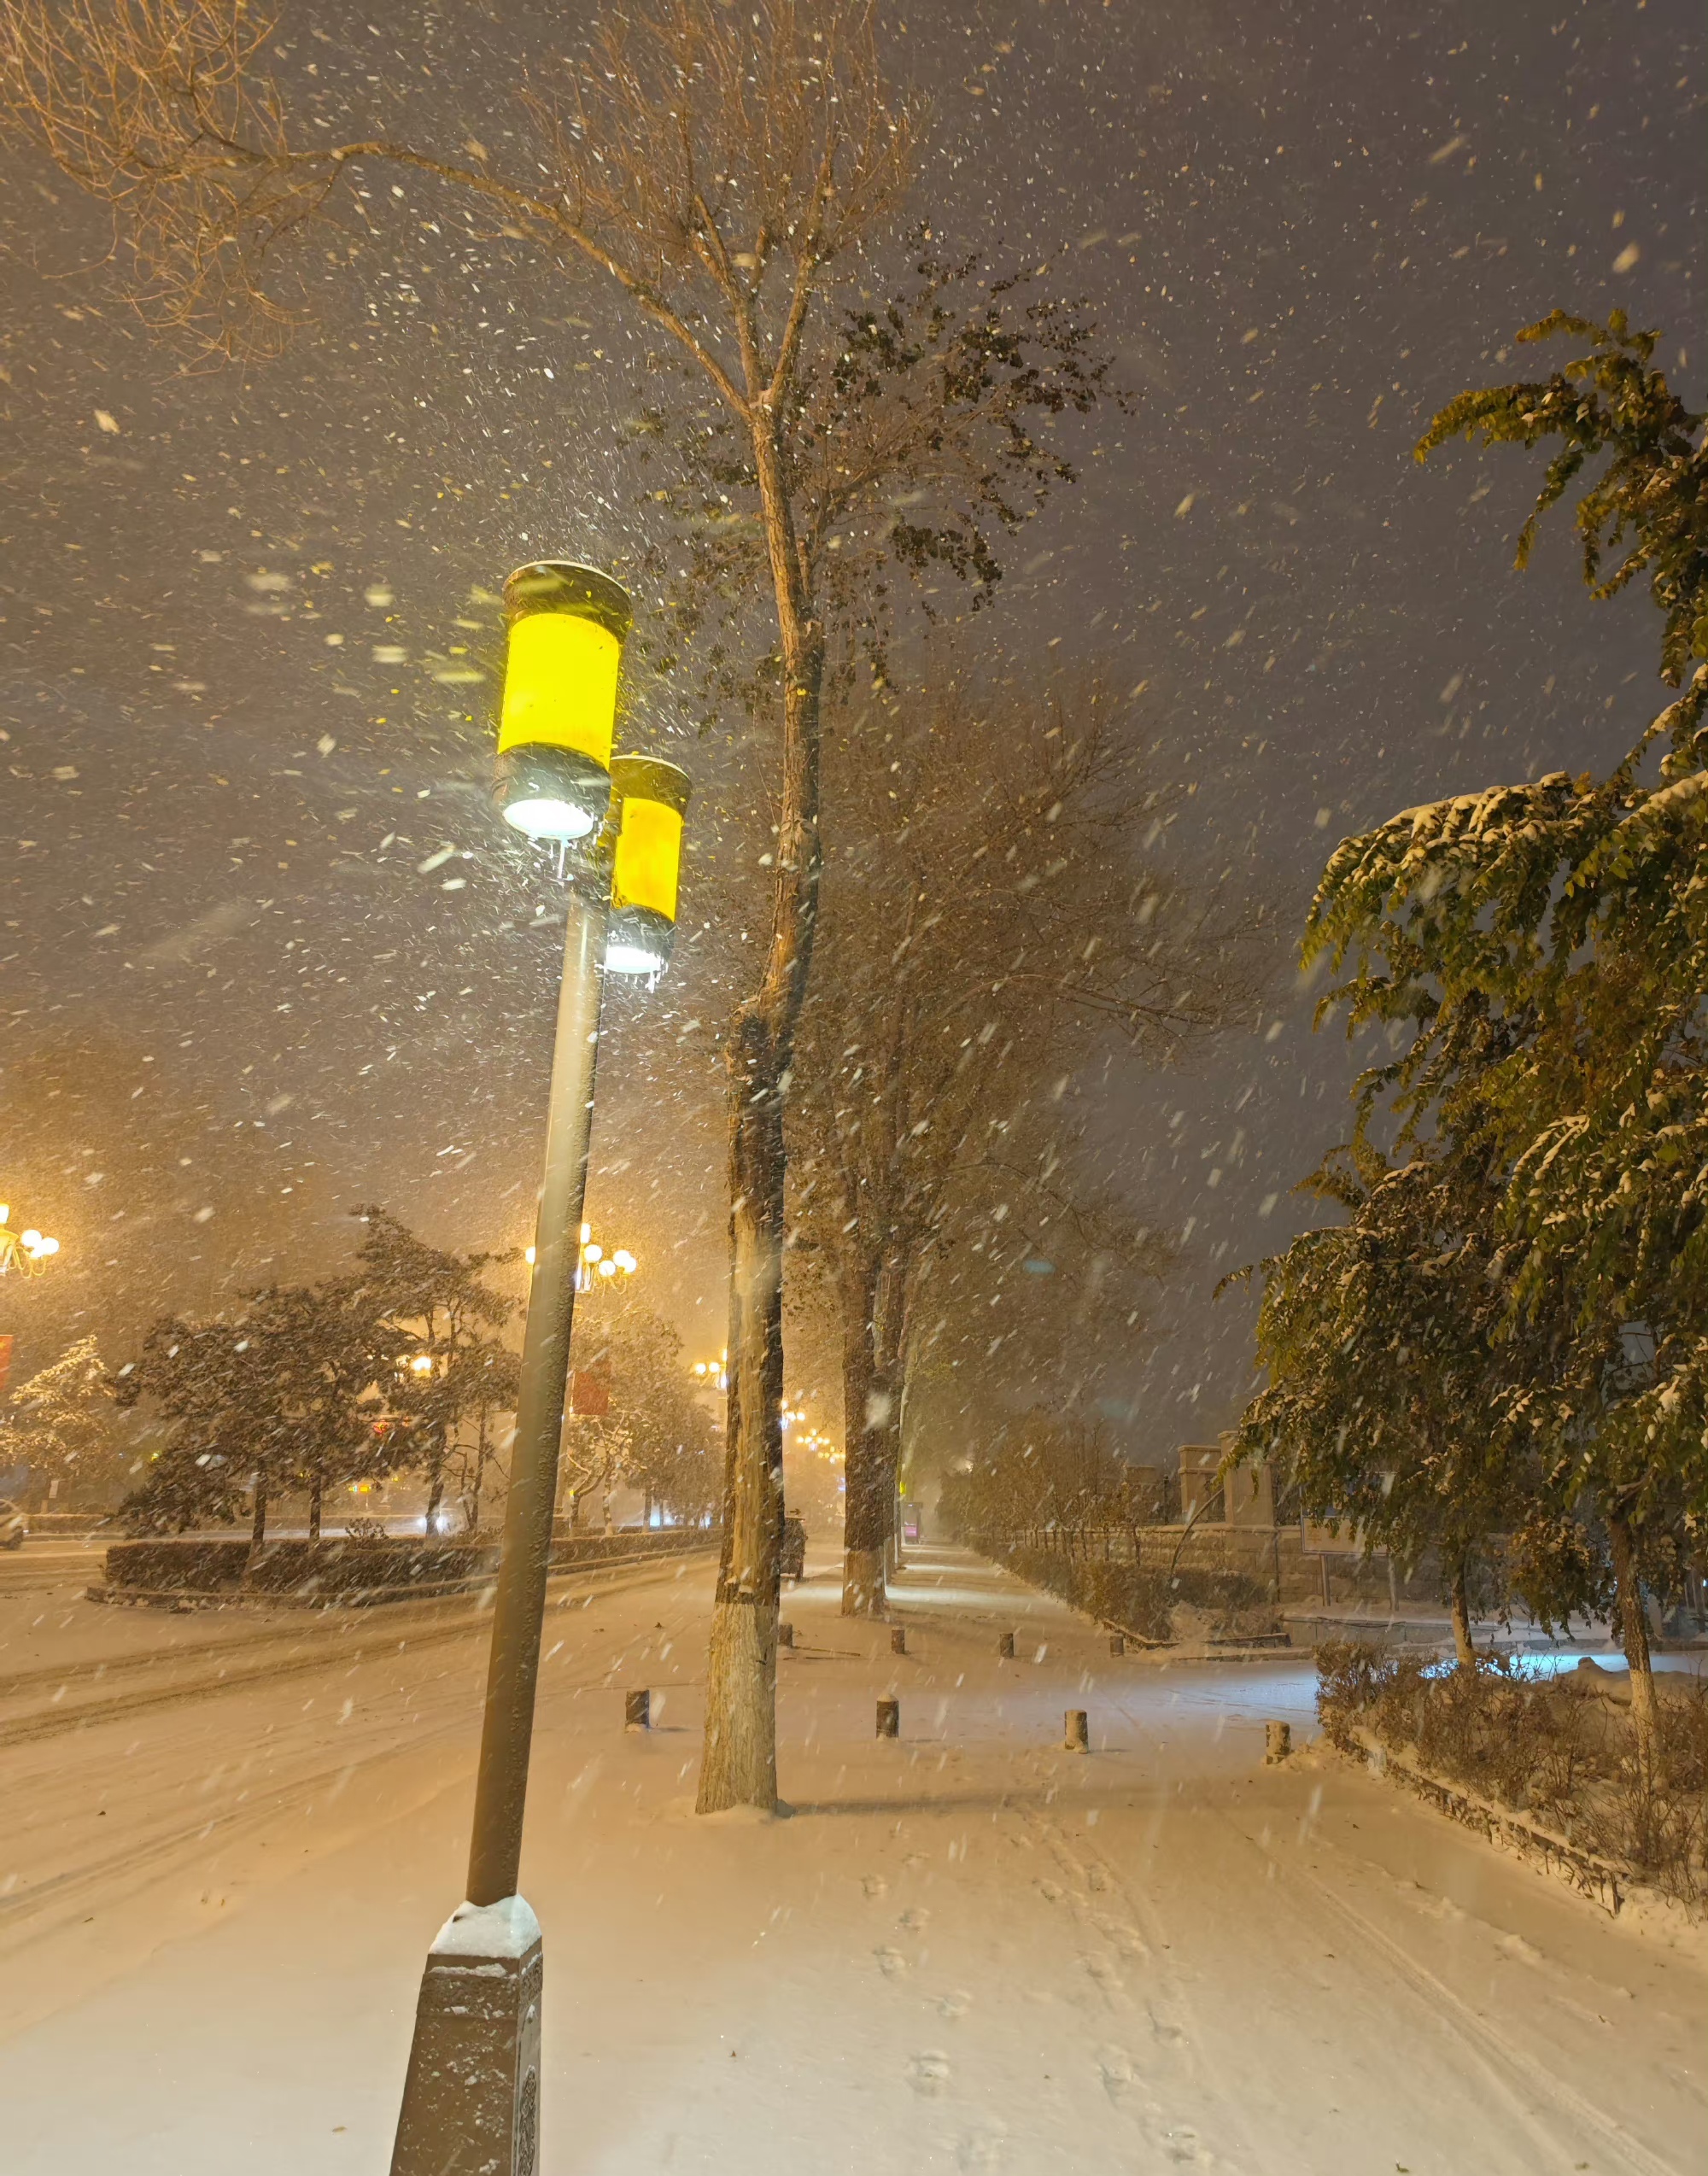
[0,1542,1700,2174]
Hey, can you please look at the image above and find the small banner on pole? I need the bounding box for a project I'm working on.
[567,1366,610,1416]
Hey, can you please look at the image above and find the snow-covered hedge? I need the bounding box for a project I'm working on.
[1318,1641,1708,1905]
[990,1542,1272,1645]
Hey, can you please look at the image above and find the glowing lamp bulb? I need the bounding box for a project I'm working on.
[502,796,596,844]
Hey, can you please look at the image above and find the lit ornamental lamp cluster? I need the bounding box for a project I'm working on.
[692,1352,728,1392]
[523,1224,638,1289]
[780,1395,837,1459]
[493,562,691,980]
[0,1202,61,1277]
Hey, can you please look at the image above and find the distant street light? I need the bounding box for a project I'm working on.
[391,566,690,2176]
[524,1225,640,1286]
[0,1203,61,1277]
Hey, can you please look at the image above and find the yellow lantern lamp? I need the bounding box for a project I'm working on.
[494,562,632,842]
[605,754,691,977]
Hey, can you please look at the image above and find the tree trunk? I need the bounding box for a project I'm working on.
[246,1476,268,1572]
[870,1260,906,1592]
[308,1474,323,1544]
[1606,1508,1659,1773]
[693,406,826,1816]
[840,1254,887,1617]
[424,1440,445,1536]
[1448,1556,1475,1670]
[469,1407,489,1533]
[697,1038,788,1813]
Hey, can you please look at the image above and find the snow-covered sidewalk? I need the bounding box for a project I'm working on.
[0,1542,1699,2174]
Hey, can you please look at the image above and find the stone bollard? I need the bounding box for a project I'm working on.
[997,1630,1016,1658]
[876,1698,900,1739]
[1265,1719,1292,1764]
[890,1626,908,1656]
[1108,1633,1126,1657]
[1063,1709,1091,1753]
[624,1689,650,1731]
[777,1621,795,1650]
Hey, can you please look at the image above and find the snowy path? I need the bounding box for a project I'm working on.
[0,1542,1700,2175]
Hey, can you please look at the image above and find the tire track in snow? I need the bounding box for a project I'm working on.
[0,1553,714,1749]
[1214,1802,1684,2176]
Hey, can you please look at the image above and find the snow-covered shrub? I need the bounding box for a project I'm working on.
[1318,1640,1708,1902]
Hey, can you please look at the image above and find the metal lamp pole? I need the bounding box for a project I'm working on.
[390,872,607,2176]
[467,877,607,1906]
[389,562,692,2176]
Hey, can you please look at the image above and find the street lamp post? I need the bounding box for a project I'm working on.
[391,565,690,2176]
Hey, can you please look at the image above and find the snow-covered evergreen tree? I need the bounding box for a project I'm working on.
[1299,312,1708,1762]
[4,1336,120,1507]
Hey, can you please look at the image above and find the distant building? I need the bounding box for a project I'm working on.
[1177,1440,1273,1527]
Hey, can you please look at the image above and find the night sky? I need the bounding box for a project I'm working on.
[0,0,1699,1460]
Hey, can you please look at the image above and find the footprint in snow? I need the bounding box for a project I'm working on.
[862,1875,889,1899]
[1158,2125,1206,2165]
[874,1946,910,1978]
[898,1906,930,1931]
[933,1989,974,2020]
[908,2050,951,2097]
[1086,1865,1111,1892]
[1095,2045,1138,2100]
[1083,1955,1125,1994]
[956,2127,1007,2173]
[1038,1879,1064,1903]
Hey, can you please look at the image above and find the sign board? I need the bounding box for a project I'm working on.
[1301,1518,1378,1556]
[568,1367,610,1417]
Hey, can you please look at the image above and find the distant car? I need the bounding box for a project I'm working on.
[0,1499,27,1550]
[781,1513,806,1582]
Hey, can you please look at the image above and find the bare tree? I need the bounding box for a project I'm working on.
[790,664,1249,1612]
[1,0,1115,1810]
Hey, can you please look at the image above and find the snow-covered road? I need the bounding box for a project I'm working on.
[0,1543,1700,2174]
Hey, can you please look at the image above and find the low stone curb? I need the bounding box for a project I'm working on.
[86,1574,489,1612]
[1339,1728,1628,1916]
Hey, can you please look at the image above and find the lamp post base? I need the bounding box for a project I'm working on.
[391,1896,543,2176]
